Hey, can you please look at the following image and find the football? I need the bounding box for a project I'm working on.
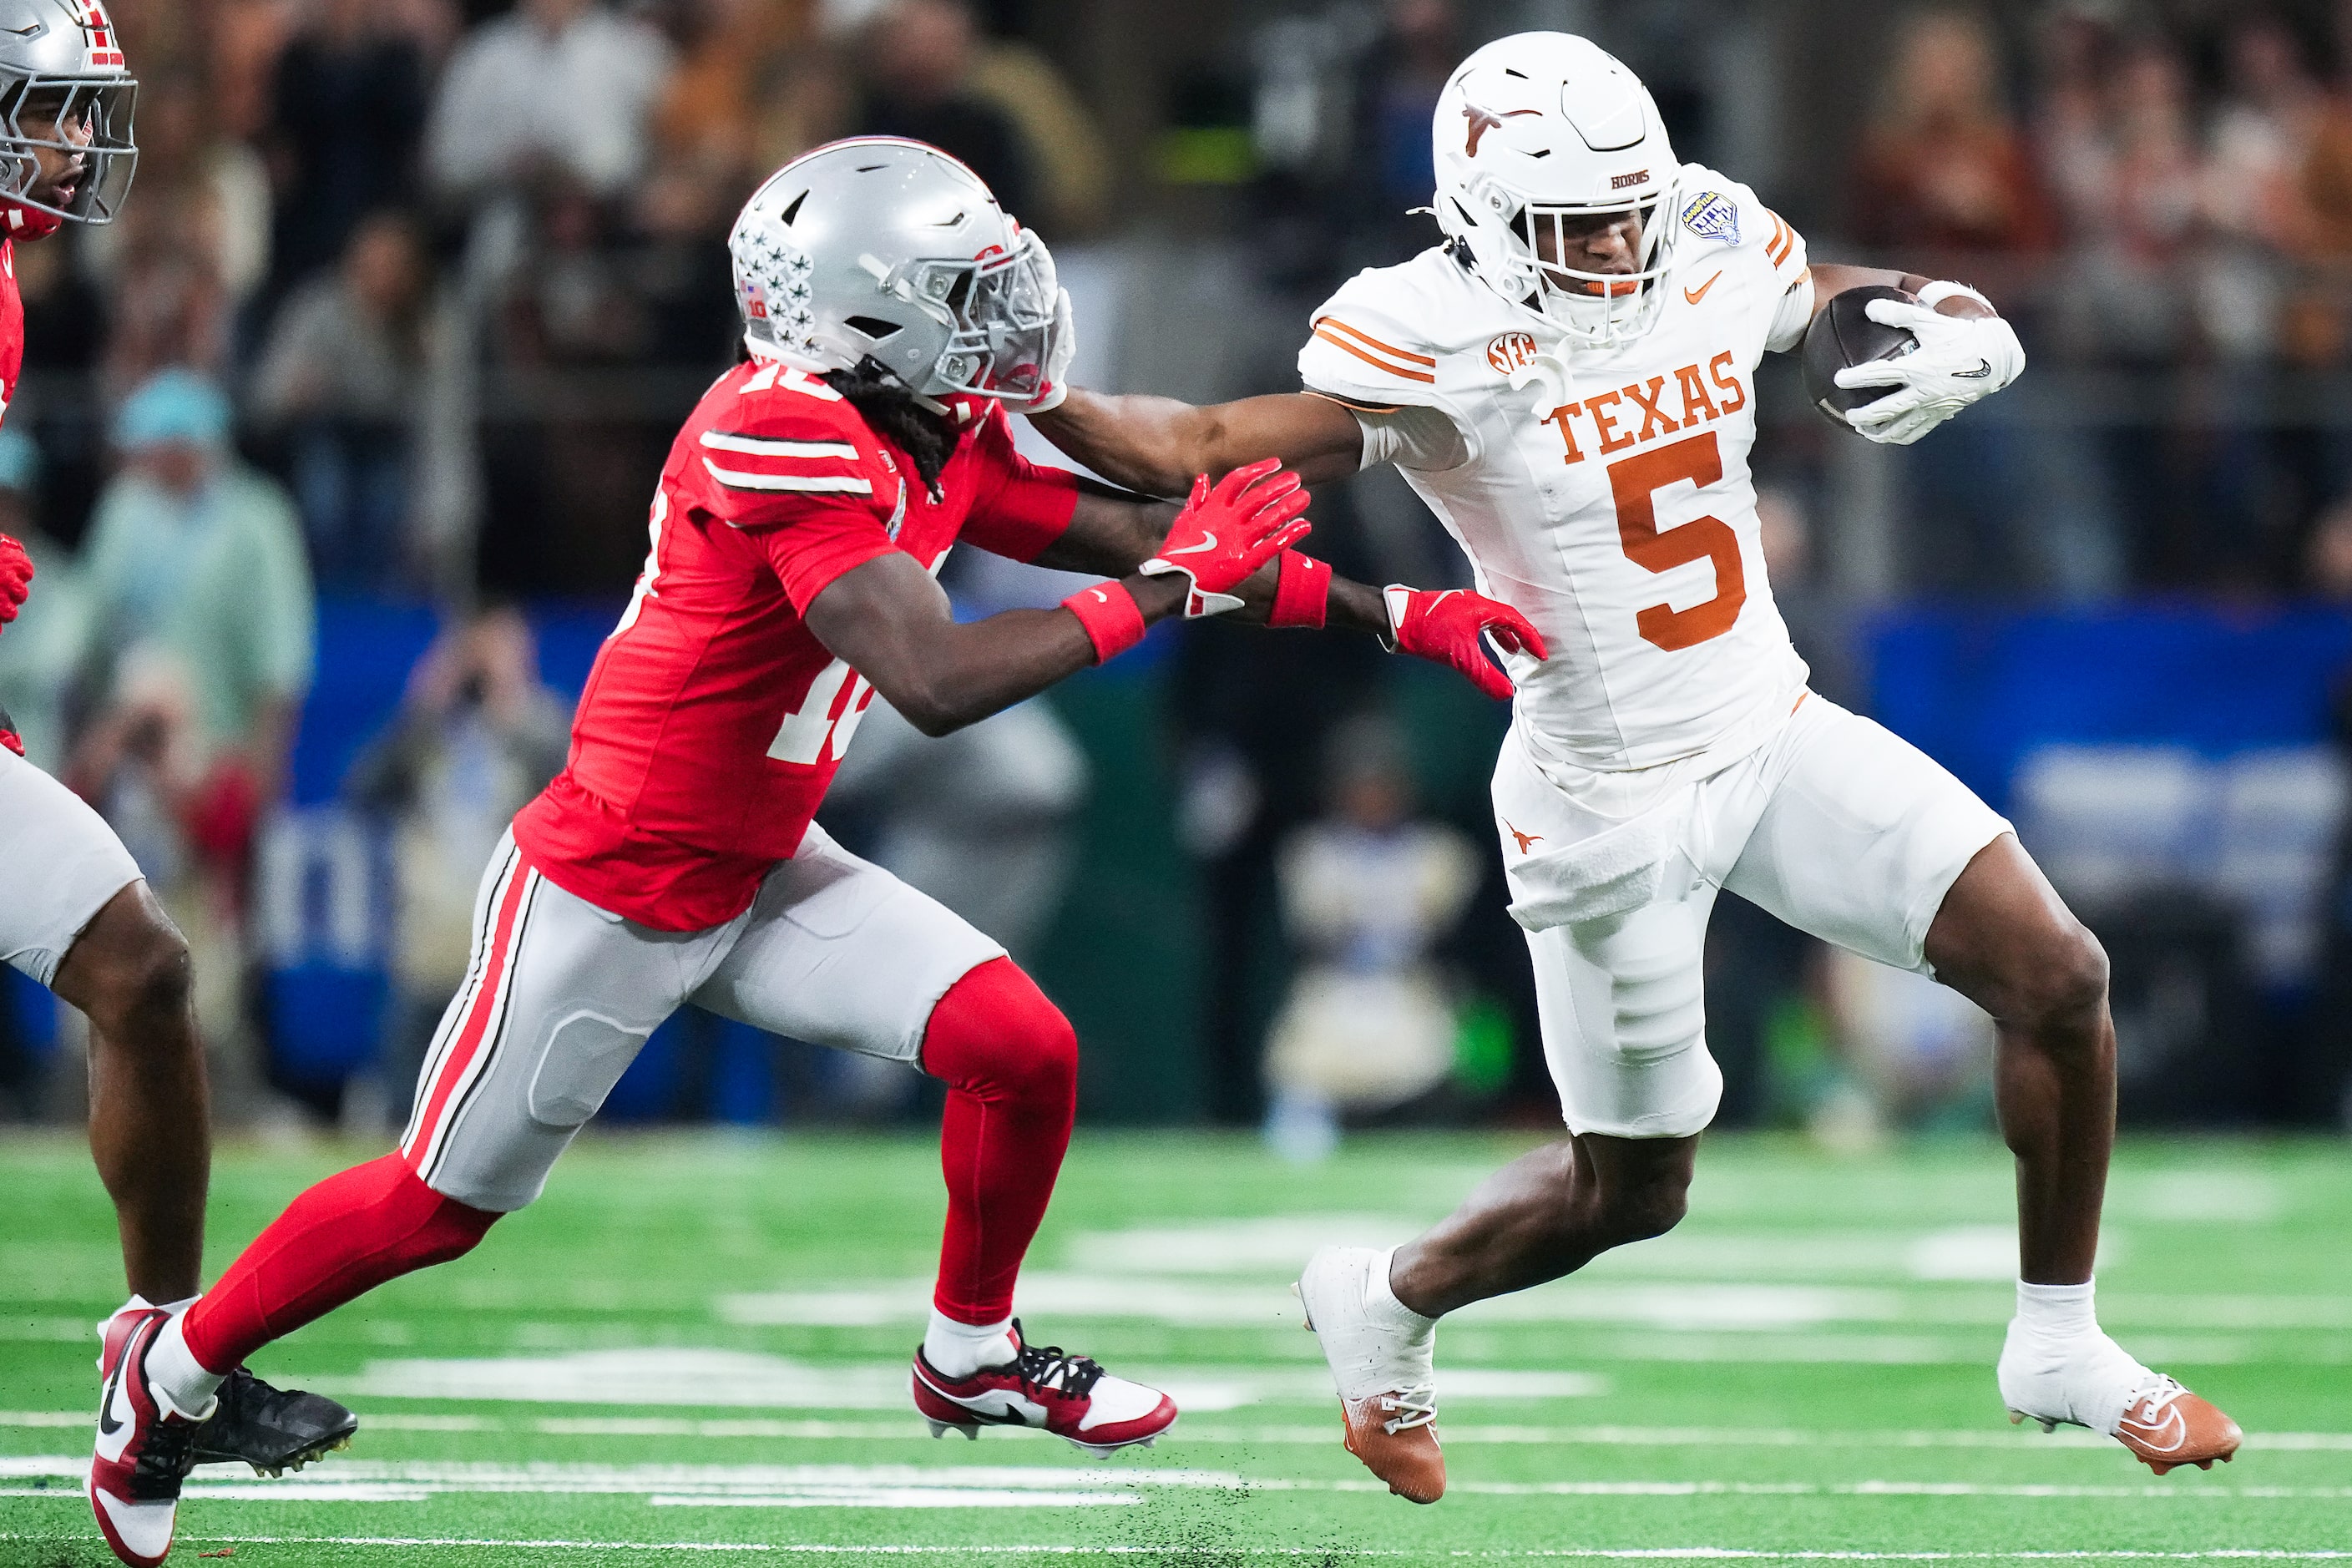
[1801,283,1920,426]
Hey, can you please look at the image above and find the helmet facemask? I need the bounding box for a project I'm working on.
[1474,177,1677,349]
[890,230,1059,402]
[0,74,135,225]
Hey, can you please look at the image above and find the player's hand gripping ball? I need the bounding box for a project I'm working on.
[1383,586,1548,701]
[1141,458,1314,617]
[0,534,33,630]
[1805,285,2024,446]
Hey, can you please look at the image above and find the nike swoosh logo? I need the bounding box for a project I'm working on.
[1955,359,1993,378]
[1683,271,1722,305]
[1089,588,1108,603]
[97,1336,129,1439]
[1162,533,1219,557]
[2121,1404,2188,1452]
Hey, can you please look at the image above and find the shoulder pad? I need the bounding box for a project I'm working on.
[697,363,883,504]
[1672,167,1804,276]
[1299,260,1448,406]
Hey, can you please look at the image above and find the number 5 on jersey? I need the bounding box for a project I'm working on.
[1608,430,1745,652]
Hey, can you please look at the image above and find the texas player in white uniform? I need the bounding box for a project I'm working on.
[1037,31,2239,1503]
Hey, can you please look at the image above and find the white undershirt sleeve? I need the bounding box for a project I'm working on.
[1349,402,1470,474]
[1766,270,1816,354]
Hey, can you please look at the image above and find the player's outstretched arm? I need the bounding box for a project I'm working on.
[1025,480,1543,700]
[806,461,1312,736]
[1033,387,1366,498]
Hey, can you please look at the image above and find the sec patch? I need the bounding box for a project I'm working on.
[1486,331,1539,375]
[1681,190,1740,245]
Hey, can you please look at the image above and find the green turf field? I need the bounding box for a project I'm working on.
[3,1130,2346,1566]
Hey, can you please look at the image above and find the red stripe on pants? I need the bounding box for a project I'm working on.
[403,860,529,1172]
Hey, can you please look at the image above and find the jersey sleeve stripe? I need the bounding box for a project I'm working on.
[701,456,873,494]
[1311,324,1438,384]
[1764,211,1794,266]
[1313,315,1438,367]
[701,432,862,460]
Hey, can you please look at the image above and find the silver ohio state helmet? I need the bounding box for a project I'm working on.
[1433,33,1677,348]
[729,138,1058,404]
[0,0,135,225]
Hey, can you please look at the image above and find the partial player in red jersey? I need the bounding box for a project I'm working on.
[102,137,1545,1561]
[0,13,355,1567]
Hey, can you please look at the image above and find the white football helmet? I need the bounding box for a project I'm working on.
[1432,33,1679,348]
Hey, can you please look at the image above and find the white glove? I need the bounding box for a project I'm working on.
[1834,296,2026,446]
[1024,286,1075,413]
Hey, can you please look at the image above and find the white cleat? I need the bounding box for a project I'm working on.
[1297,1246,1445,1504]
[1997,1321,2243,1474]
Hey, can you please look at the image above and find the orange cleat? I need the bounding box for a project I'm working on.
[1338,1391,1446,1504]
[1298,1247,1446,1504]
[2114,1380,2243,1475]
[2009,1375,2243,1476]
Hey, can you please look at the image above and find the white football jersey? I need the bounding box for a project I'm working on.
[1301,164,1813,774]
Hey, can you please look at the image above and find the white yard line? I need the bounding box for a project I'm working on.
[16,1410,2347,1453]
[4,1537,2352,1559]
[3,1459,2348,1504]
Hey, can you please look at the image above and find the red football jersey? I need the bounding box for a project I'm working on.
[512,358,1080,931]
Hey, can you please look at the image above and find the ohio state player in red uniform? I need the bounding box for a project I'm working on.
[0,25,357,1568]
[105,139,1543,1562]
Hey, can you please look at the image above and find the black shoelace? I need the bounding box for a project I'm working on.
[1009,1320,1105,1401]
[129,1414,199,1500]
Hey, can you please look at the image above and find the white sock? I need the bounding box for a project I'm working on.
[2001,1276,2151,1434]
[1367,1247,1439,1337]
[154,1295,199,1317]
[2013,1277,2097,1343]
[923,1309,1016,1378]
[144,1312,225,1417]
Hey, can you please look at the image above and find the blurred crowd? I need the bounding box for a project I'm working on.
[3,0,2351,1136]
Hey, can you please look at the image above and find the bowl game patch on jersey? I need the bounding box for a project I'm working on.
[1680,190,1740,245]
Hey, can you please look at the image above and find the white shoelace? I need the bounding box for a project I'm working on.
[1378,1386,1438,1435]
[2124,1374,2187,1422]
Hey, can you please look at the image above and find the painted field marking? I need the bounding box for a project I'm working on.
[6,1537,2352,1559]
[321,1349,1605,1410]
[715,1275,2352,1333]
[3,1459,2348,1505]
[8,1413,2351,1452]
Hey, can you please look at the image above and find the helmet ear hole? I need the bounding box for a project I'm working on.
[844,315,901,340]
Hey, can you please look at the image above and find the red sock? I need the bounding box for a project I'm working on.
[922,957,1078,1325]
[180,1152,499,1373]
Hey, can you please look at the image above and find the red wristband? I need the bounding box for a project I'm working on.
[1061,581,1148,664]
[1268,549,1331,630]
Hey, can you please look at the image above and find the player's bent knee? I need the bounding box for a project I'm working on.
[922,957,1078,1106]
[2006,920,2110,1032]
[78,903,194,1044]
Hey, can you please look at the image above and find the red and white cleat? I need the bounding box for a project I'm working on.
[88,1307,209,1568]
[910,1321,1177,1458]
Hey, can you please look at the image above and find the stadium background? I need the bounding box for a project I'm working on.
[3,0,2352,1148]
[4,3,2352,1564]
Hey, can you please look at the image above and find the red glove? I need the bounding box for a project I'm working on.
[1140,457,1313,617]
[0,534,31,630]
[1383,585,1546,701]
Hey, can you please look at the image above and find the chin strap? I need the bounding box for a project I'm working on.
[4,204,63,240]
